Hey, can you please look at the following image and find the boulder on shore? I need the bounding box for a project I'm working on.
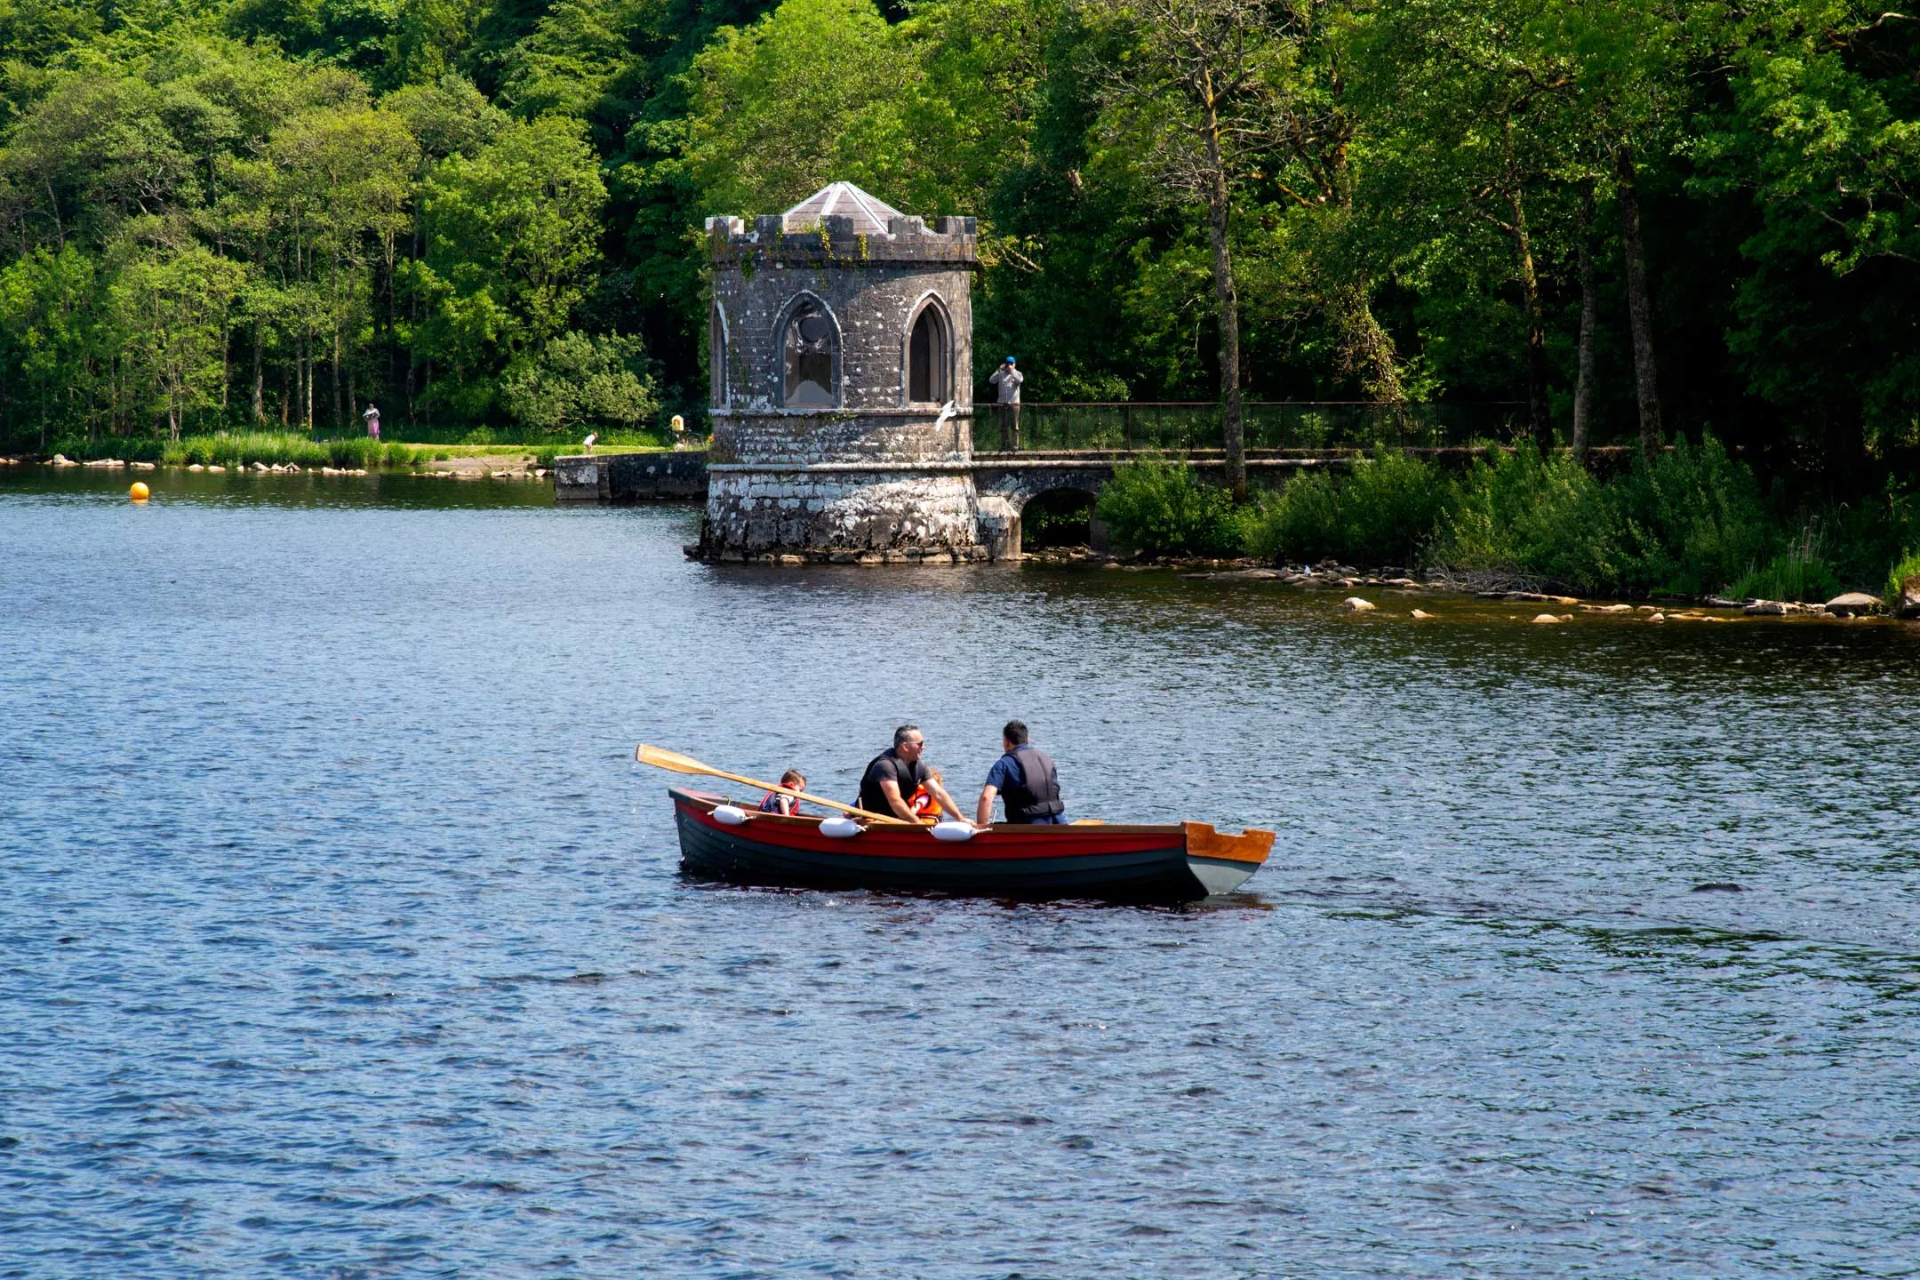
[1825,592,1881,617]
[1744,600,1789,616]
[1341,597,1376,612]
[1897,574,1920,619]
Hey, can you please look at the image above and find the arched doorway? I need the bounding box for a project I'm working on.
[1021,488,1097,552]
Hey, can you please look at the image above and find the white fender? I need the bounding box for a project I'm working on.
[712,805,749,826]
[930,821,976,842]
[819,816,864,838]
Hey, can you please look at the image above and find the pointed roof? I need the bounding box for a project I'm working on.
[782,182,904,236]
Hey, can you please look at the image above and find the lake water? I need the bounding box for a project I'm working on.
[4,466,1919,1278]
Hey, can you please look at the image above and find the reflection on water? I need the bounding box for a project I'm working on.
[3,466,1919,1277]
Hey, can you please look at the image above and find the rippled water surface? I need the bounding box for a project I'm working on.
[4,467,1920,1278]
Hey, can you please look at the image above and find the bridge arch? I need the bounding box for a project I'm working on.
[971,465,1115,559]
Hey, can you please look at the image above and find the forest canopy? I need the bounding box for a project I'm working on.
[0,0,1915,493]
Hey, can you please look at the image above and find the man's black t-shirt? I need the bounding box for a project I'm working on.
[858,749,930,815]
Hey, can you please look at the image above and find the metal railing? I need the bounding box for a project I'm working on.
[976,401,1530,452]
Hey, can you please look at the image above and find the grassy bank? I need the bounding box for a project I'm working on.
[32,432,677,470]
[1095,443,1920,602]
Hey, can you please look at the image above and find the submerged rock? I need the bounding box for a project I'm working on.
[1744,600,1789,616]
[1531,613,1566,624]
[1341,597,1376,612]
[1410,609,1434,619]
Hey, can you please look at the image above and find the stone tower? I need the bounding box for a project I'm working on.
[697,182,984,561]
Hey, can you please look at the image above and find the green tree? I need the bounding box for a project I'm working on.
[681,0,921,214]
[407,113,605,411]
[109,222,247,439]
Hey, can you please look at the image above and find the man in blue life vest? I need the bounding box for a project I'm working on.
[974,720,1066,825]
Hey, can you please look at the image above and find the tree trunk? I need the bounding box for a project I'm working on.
[1571,189,1598,465]
[251,323,265,425]
[331,329,343,434]
[1333,277,1405,407]
[1507,186,1549,444]
[1616,146,1662,461]
[1199,88,1247,501]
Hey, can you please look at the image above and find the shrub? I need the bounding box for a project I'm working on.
[1730,526,1843,602]
[1244,469,1341,562]
[1246,447,1450,566]
[1095,457,1248,557]
[1339,447,1453,565]
[1888,548,1920,604]
[1601,434,1772,597]
[1437,448,1601,577]
[499,331,658,436]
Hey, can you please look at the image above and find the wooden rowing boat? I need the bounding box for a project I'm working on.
[668,787,1275,902]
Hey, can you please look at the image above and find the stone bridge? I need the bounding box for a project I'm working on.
[556,442,1638,558]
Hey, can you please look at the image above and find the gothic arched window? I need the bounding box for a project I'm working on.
[783,300,837,408]
[907,305,948,404]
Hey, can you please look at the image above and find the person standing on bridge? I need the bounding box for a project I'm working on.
[975,720,1066,826]
[988,356,1023,451]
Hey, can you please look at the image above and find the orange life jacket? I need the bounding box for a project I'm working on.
[908,785,943,818]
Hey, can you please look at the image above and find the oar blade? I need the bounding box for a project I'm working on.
[637,744,709,774]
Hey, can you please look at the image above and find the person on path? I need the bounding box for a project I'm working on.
[975,720,1066,825]
[988,356,1023,450]
[361,403,380,441]
[583,432,597,456]
[858,725,962,823]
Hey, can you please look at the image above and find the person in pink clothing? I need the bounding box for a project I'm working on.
[362,404,381,441]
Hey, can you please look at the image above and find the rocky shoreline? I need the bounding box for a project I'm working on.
[1020,545,1920,621]
[3,454,550,480]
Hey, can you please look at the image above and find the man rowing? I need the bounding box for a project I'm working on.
[975,720,1066,825]
[859,725,964,823]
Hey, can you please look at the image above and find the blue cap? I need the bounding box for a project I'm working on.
[1005,356,1016,363]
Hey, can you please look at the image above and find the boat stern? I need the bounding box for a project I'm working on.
[1182,822,1275,896]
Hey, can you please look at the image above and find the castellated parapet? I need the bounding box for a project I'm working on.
[694,183,985,560]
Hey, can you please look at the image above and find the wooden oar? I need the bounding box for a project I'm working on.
[635,744,924,826]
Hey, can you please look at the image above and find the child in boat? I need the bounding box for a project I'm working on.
[908,767,945,819]
[759,770,806,816]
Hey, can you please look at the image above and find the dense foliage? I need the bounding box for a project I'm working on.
[0,0,1916,492]
[1232,441,1920,598]
[1094,456,1249,556]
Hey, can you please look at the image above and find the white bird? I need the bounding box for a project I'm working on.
[934,400,956,431]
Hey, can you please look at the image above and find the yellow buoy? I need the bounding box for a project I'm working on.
[129,481,150,502]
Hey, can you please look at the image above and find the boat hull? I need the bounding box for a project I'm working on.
[668,789,1271,903]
